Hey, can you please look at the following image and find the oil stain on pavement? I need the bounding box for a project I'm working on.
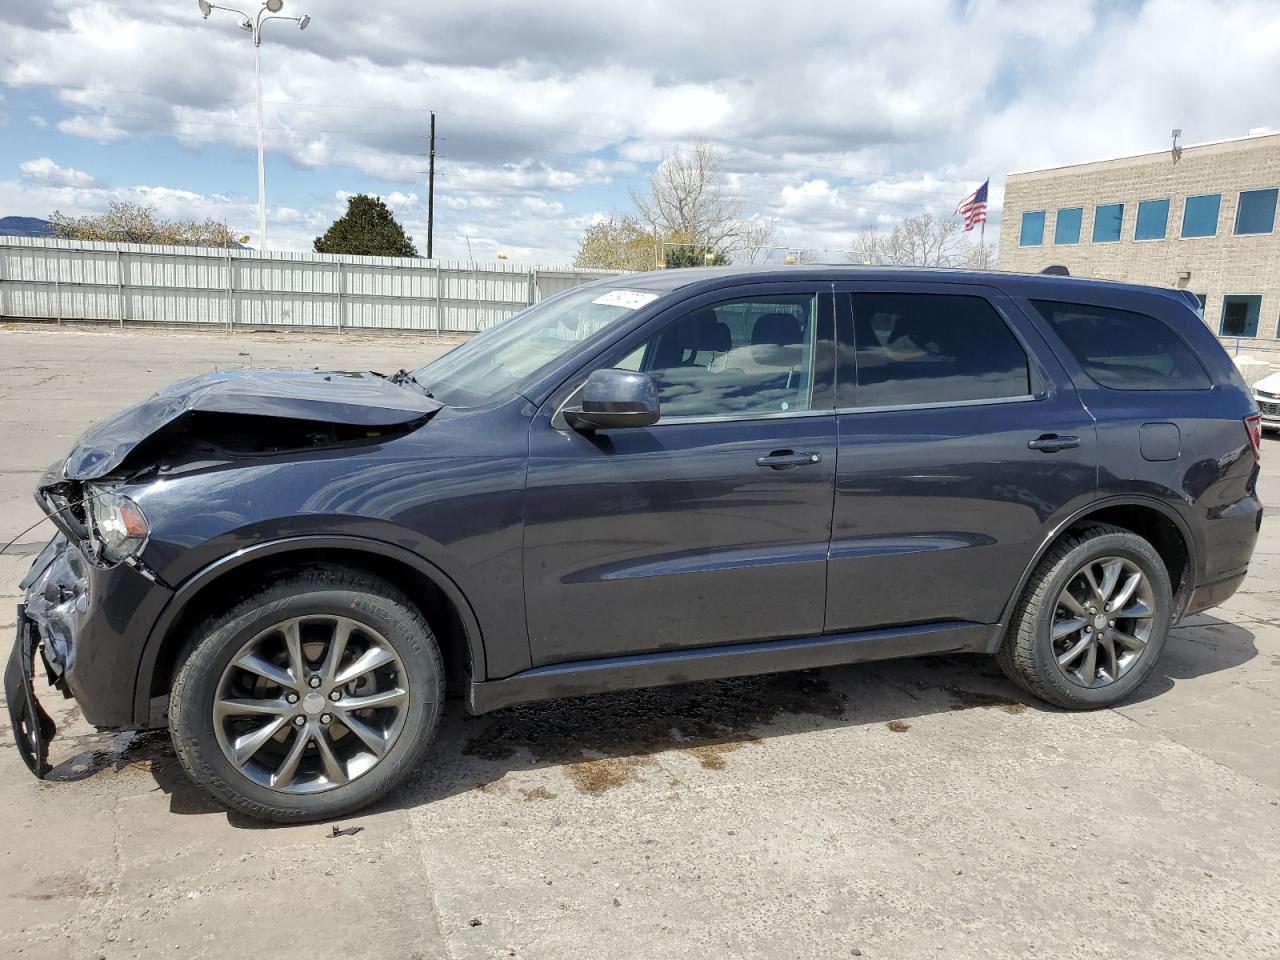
[462,670,848,793]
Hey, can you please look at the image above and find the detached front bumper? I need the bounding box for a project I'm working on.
[8,534,173,764]
[4,605,56,777]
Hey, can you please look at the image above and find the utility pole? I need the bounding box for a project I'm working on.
[427,111,436,260]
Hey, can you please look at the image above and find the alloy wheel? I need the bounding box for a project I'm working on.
[212,615,409,793]
[1050,556,1156,689]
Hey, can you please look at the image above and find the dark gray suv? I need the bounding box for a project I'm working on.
[7,267,1264,822]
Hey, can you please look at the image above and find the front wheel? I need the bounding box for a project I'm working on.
[169,567,444,823]
[998,524,1172,709]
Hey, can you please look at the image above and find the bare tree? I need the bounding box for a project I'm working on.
[735,218,781,264]
[49,201,238,247]
[961,240,997,270]
[850,212,991,269]
[631,142,775,260]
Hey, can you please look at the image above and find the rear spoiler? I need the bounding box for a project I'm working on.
[1173,288,1202,311]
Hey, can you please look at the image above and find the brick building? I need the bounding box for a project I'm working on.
[998,131,1280,341]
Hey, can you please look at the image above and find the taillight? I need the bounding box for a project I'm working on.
[1245,414,1262,459]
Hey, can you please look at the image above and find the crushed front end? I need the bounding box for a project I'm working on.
[6,534,88,776]
[5,476,176,778]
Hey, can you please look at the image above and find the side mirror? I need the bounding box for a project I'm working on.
[564,368,660,431]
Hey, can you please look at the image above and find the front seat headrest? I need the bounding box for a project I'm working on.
[751,312,803,367]
[700,317,732,353]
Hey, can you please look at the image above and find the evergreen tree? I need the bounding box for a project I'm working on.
[314,194,419,257]
[663,245,729,268]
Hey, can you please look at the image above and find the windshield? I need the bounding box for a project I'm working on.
[412,285,661,406]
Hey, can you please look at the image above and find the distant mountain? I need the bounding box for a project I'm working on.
[0,216,54,237]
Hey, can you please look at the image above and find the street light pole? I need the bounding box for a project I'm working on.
[253,38,266,247]
[198,0,311,249]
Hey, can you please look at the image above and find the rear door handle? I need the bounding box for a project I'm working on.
[755,450,823,469]
[1027,434,1081,453]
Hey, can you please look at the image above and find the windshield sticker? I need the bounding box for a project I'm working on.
[592,289,659,309]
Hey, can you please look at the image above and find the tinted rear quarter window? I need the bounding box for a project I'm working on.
[1031,300,1211,390]
[841,293,1031,408]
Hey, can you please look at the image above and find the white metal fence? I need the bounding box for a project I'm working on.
[0,237,620,333]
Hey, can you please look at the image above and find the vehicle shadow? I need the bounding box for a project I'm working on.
[46,614,1258,824]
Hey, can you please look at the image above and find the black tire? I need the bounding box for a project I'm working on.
[169,566,444,823]
[997,524,1172,709]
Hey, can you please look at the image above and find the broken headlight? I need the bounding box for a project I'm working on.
[85,485,150,564]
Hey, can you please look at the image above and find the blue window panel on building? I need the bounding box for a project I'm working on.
[1055,207,1082,244]
[1220,295,1262,338]
[1093,203,1124,242]
[1235,189,1278,235]
[1182,194,1221,238]
[1135,199,1169,240]
[1019,211,1045,246]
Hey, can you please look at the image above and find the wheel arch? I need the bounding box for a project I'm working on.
[134,536,486,728]
[996,496,1198,646]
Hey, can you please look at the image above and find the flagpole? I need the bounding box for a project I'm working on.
[979,176,988,266]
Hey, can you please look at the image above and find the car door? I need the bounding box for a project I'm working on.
[523,283,837,667]
[826,281,1098,634]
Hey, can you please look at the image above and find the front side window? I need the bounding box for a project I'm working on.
[615,294,817,419]
[1032,300,1211,390]
[840,293,1030,408]
[1092,203,1124,242]
[1135,198,1170,240]
[1055,207,1083,245]
[1235,188,1278,235]
[1019,211,1045,246]
[1221,295,1262,337]
[1182,194,1220,237]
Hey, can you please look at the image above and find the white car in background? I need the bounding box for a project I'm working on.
[1254,371,1280,433]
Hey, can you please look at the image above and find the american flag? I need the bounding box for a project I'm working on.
[955,179,989,232]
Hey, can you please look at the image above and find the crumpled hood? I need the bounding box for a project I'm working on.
[62,368,441,480]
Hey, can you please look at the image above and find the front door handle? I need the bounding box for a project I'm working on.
[1027,434,1081,453]
[755,450,823,469]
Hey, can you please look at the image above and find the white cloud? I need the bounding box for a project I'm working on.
[1,0,1278,263]
[19,156,96,187]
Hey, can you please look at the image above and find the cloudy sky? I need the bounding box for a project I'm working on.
[1,0,1278,264]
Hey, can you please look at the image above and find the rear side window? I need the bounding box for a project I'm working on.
[1031,300,1211,391]
[840,293,1031,408]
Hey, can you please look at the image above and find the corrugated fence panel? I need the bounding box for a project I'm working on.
[0,238,622,332]
[129,289,227,325]
[535,270,616,300]
[344,262,436,300]
[236,258,339,295]
[128,252,228,291]
[343,299,435,331]
[234,291,339,327]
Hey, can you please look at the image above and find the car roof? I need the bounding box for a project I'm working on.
[593,265,1192,305]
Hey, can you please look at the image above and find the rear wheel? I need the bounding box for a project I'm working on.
[998,524,1172,709]
[169,567,443,822]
